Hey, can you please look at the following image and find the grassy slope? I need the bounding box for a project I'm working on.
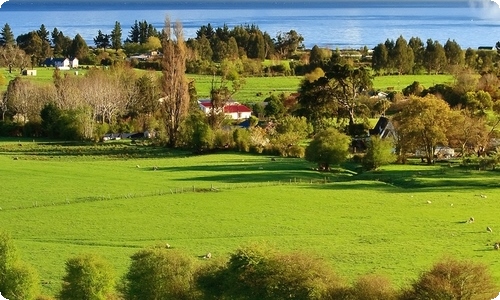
[1,139,500,296]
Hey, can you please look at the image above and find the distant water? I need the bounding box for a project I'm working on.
[1,1,500,49]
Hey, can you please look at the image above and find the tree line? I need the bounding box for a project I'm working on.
[0,230,497,300]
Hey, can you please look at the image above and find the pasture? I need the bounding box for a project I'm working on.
[1,139,500,296]
[1,67,454,103]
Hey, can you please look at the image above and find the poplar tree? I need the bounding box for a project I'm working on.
[160,17,189,147]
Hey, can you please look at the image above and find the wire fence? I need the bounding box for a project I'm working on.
[0,177,335,211]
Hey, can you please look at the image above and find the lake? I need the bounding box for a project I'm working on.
[1,1,500,49]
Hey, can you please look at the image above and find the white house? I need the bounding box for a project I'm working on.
[44,57,79,70]
[198,99,252,120]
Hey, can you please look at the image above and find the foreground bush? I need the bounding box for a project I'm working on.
[400,257,498,300]
[122,245,198,300]
[59,253,116,300]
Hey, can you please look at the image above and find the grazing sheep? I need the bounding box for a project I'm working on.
[136,165,140,168]
[494,243,500,250]
[487,226,493,233]
[468,217,474,223]
[153,166,158,171]
[204,252,212,259]
[480,194,487,198]
[165,243,171,249]
[427,200,432,204]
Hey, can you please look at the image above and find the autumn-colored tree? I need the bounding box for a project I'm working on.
[394,95,451,164]
[447,109,488,156]
[160,17,190,147]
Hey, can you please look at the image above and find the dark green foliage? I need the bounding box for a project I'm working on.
[402,81,424,96]
[0,23,15,47]
[93,30,110,50]
[110,21,122,51]
[305,128,350,170]
[69,34,89,60]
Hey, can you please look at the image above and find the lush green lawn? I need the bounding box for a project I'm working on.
[1,139,500,296]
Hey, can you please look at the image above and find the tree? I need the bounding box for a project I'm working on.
[160,17,190,147]
[52,29,72,57]
[59,253,116,300]
[36,24,50,43]
[0,23,15,47]
[444,38,464,67]
[16,31,43,67]
[423,39,447,74]
[123,246,197,300]
[394,95,451,164]
[447,109,488,156]
[362,136,395,170]
[305,127,350,170]
[393,35,414,74]
[93,30,110,50]
[0,45,28,73]
[271,115,312,157]
[274,30,304,59]
[69,34,89,60]
[264,94,285,118]
[110,21,122,51]
[371,43,388,73]
[408,36,425,74]
[297,64,372,132]
[400,257,498,300]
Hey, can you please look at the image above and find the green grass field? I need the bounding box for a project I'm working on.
[1,67,454,103]
[1,139,500,296]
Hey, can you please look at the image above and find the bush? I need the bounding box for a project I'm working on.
[362,137,396,170]
[122,246,197,300]
[59,253,115,300]
[305,128,350,170]
[400,257,498,300]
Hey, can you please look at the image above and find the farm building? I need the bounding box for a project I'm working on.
[198,99,252,120]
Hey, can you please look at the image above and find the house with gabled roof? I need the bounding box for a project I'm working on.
[369,116,396,139]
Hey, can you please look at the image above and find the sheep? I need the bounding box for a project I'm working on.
[165,243,171,249]
[153,166,158,171]
[136,165,140,168]
[494,243,500,250]
[204,252,212,259]
[427,200,432,204]
[480,194,487,199]
[468,217,474,223]
[487,226,493,233]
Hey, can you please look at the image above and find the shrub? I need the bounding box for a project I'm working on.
[122,246,197,300]
[400,257,498,300]
[363,136,396,170]
[58,253,115,300]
